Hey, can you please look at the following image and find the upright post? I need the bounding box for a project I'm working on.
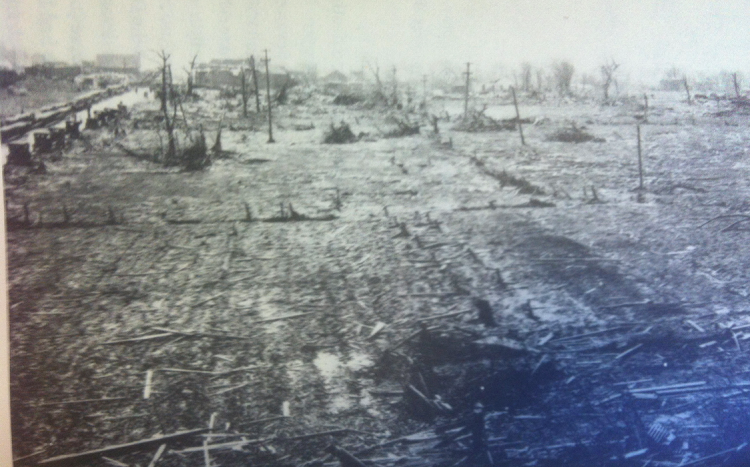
[733,73,741,98]
[241,68,248,118]
[264,50,275,143]
[637,124,644,191]
[511,87,525,145]
[392,66,398,106]
[463,62,471,119]
[250,56,261,113]
[683,76,692,105]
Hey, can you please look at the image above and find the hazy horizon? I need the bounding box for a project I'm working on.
[2,0,750,85]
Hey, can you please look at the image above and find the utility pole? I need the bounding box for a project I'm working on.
[263,49,275,143]
[250,55,261,113]
[422,74,427,107]
[463,62,471,119]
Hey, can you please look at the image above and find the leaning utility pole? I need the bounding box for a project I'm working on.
[263,49,275,143]
[250,55,261,113]
[463,62,471,119]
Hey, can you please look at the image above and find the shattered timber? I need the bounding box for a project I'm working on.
[7,75,750,467]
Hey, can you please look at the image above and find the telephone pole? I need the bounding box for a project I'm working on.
[422,74,428,107]
[463,62,471,119]
[263,49,275,143]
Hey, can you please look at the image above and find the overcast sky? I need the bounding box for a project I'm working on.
[2,0,750,83]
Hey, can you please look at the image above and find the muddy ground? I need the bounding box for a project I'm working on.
[7,88,750,466]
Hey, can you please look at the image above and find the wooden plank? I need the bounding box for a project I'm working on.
[630,381,706,394]
[248,312,313,325]
[615,344,643,360]
[38,428,209,466]
[416,310,471,322]
[367,322,387,339]
[143,370,154,399]
[150,327,252,340]
[146,444,166,467]
[210,382,248,396]
[34,397,127,407]
[100,333,173,345]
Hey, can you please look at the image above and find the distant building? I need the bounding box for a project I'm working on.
[96,54,140,73]
[194,59,293,90]
[322,70,349,94]
[24,62,82,80]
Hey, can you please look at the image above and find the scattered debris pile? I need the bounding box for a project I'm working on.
[324,121,358,144]
[384,116,420,138]
[181,130,211,171]
[547,123,605,143]
[359,304,750,467]
[469,155,546,195]
[454,106,531,132]
[332,94,365,106]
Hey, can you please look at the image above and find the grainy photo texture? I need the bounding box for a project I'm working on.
[3,1,750,466]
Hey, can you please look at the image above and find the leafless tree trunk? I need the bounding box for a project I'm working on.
[185,54,198,96]
[392,66,398,106]
[250,56,261,113]
[683,76,692,105]
[158,51,178,165]
[241,68,248,118]
[367,61,382,92]
[553,61,575,97]
[521,62,532,93]
[733,72,742,98]
[535,68,545,93]
[600,59,619,102]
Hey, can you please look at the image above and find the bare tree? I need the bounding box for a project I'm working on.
[520,62,533,92]
[250,55,261,113]
[158,51,178,164]
[665,66,682,80]
[391,66,399,106]
[535,68,545,93]
[184,54,198,97]
[366,60,383,93]
[553,61,575,96]
[733,72,742,98]
[683,75,692,105]
[600,59,619,102]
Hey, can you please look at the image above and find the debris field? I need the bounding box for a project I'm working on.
[7,87,750,467]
